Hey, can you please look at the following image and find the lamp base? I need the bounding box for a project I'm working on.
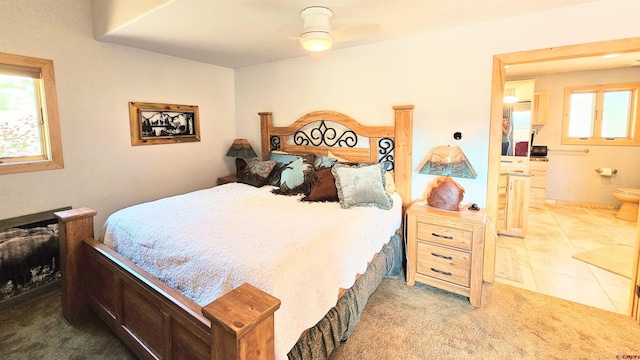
[235,158,247,177]
[426,176,465,211]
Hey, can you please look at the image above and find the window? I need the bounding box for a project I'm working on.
[0,52,63,174]
[562,83,640,146]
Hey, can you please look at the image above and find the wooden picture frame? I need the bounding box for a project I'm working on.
[129,102,200,146]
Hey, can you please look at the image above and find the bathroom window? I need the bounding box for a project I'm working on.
[0,52,63,175]
[561,82,640,146]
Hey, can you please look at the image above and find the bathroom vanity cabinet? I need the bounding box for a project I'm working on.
[498,172,530,238]
[529,158,548,208]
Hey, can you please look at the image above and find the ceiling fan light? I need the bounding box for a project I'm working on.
[300,31,333,52]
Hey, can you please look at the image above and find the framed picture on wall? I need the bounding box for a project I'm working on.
[129,102,200,146]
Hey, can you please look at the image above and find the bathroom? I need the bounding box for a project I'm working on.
[507,65,640,213]
[495,57,640,314]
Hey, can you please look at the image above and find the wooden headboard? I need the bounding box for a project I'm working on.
[259,105,414,211]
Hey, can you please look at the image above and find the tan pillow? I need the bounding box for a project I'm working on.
[384,172,396,194]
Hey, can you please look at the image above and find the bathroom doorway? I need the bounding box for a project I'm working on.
[485,37,640,323]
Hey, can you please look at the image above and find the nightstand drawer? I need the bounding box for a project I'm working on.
[417,243,471,287]
[416,222,472,250]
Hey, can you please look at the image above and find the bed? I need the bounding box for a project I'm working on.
[55,105,414,360]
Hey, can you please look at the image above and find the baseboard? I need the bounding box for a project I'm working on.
[545,199,618,211]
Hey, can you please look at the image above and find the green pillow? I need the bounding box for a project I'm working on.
[331,163,393,210]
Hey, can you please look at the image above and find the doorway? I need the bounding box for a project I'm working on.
[484,37,640,323]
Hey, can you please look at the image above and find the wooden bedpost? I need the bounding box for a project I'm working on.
[393,105,414,213]
[202,283,281,360]
[54,207,97,324]
[259,112,273,160]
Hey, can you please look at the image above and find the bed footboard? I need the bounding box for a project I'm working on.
[55,208,280,360]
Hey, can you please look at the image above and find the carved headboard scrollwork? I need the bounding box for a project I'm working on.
[259,106,413,211]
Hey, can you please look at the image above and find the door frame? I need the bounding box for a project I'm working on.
[485,37,640,322]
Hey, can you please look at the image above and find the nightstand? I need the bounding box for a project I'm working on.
[405,202,486,307]
[217,174,237,186]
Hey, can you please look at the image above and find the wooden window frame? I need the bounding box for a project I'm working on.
[0,52,63,175]
[561,82,640,146]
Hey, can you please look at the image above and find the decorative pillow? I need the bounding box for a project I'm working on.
[272,157,315,195]
[237,158,276,187]
[266,151,315,186]
[313,156,338,170]
[267,162,288,186]
[301,168,339,202]
[380,160,393,171]
[327,150,350,163]
[331,163,393,210]
[384,172,397,194]
[267,151,301,165]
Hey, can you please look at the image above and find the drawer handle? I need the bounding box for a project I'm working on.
[431,232,453,240]
[431,252,453,260]
[431,268,452,276]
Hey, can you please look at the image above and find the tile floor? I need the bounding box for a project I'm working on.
[494,203,638,315]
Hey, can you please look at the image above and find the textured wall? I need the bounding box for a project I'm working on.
[234,0,640,207]
[0,0,237,228]
[526,67,640,206]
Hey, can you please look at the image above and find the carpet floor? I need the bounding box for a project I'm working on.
[2,279,639,359]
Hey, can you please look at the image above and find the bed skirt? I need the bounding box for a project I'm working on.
[288,232,403,360]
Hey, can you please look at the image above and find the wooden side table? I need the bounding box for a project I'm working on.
[217,174,237,186]
[405,202,486,307]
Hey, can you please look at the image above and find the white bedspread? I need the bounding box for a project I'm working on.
[101,183,402,360]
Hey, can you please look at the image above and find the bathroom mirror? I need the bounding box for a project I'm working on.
[502,80,535,157]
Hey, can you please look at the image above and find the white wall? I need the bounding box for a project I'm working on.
[235,0,640,207]
[0,0,236,227]
[2,0,639,229]
[520,67,640,206]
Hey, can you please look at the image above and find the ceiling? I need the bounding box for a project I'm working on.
[91,0,607,69]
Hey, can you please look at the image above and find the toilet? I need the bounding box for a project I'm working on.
[613,188,640,221]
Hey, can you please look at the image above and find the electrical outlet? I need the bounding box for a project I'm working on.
[566,184,573,191]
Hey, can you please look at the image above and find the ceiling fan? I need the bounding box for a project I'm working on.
[296,6,380,52]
